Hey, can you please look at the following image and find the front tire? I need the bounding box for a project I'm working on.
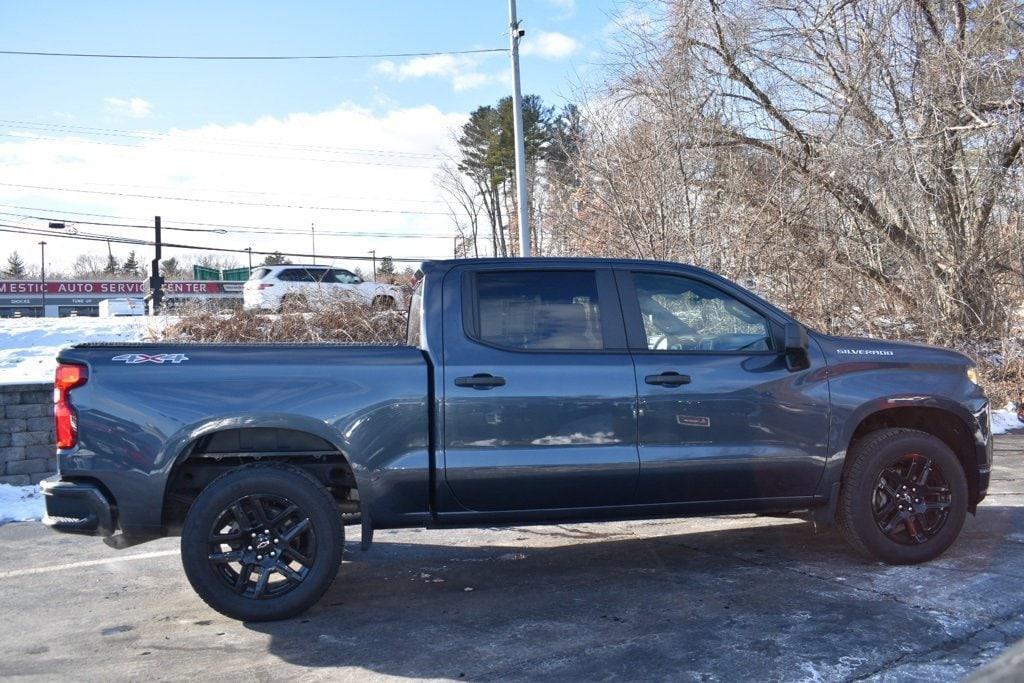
[838,428,967,564]
[181,465,343,621]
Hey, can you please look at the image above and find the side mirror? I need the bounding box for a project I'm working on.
[784,322,810,372]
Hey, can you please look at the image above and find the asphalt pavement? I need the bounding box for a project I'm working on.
[2,435,1023,681]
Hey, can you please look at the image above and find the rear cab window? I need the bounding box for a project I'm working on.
[469,270,604,351]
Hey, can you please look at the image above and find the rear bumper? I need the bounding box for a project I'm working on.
[41,477,116,537]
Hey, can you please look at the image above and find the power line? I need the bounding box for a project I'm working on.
[0,223,433,262]
[0,48,507,60]
[0,119,445,160]
[0,203,495,240]
[0,210,463,239]
[0,182,451,214]
[0,132,441,169]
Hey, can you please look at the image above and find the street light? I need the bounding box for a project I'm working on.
[368,250,377,281]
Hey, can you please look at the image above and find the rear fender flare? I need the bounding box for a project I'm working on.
[160,412,375,512]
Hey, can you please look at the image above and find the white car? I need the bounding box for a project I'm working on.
[243,264,406,311]
[98,297,146,317]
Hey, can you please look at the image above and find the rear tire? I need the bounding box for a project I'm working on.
[181,464,343,621]
[838,428,967,564]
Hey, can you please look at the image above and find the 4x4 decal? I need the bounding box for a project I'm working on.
[111,353,190,364]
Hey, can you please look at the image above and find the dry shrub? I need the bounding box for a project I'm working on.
[960,339,1024,408]
[159,292,407,345]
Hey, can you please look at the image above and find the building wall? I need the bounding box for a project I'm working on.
[0,383,55,485]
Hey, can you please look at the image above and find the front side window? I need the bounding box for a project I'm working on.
[474,271,603,350]
[331,269,361,284]
[632,273,771,352]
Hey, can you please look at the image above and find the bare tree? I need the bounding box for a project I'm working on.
[550,0,1024,343]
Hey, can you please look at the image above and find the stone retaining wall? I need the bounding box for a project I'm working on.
[0,383,55,485]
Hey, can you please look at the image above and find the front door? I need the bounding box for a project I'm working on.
[618,269,830,504]
[441,267,639,513]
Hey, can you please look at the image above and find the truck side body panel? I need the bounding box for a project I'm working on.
[56,343,430,535]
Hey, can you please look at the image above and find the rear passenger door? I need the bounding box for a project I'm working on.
[618,268,830,504]
[440,266,639,514]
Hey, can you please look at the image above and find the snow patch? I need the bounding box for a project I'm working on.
[991,404,1023,435]
[0,484,44,523]
[0,316,171,385]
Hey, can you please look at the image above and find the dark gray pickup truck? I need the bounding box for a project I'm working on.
[42,257,992,621]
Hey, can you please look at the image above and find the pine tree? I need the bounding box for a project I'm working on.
[160,257,181,278]
[3,251,26,277]
[104,253,119,275]
[122,251,140,276]
[262,251,292,265]
[379,256,395,276]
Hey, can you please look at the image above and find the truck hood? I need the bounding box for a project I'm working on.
[812,333,973,367]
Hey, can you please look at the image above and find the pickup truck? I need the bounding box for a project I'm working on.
[42,257,993,621]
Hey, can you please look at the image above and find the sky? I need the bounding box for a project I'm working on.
[0,0,633,277]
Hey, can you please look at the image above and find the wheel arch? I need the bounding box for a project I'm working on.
[159,414,375,536]
[841,402,979,510]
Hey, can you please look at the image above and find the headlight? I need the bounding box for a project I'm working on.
[966,367,979,385]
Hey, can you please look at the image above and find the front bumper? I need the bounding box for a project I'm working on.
[41,477,116,537]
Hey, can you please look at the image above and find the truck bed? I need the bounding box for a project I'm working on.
[56,342,431,536]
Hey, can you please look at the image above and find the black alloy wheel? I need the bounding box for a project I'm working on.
[838,428,968,565]
[181,465,344,621]
[871,453,952,545]
[207,493,317,600]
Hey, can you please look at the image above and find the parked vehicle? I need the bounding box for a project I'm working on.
[242,264,405,311]
[43,258,992,621]
[98,298,145,317]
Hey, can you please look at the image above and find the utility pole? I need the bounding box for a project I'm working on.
[246,247,252,271]
[150,216,164,313]
[509,0,530,257]
[311,222,317,264]
[38,241,46,316]
[368,249,377,281]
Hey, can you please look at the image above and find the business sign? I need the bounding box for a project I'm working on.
[0,280,228,295]
[0,280,241,317]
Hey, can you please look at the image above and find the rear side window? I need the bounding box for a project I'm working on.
[279,268,326,282]
[473,271,603,350]
[250,268,271,280]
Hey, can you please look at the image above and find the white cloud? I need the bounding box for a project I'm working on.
[602,8,655,38]
[104,97,153,119]
[520,31,580,60]
[0,104,468,272]
[374,54,498,91]
[544,0,575,16]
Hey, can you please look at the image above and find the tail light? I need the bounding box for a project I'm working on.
[256,283,274,290]
[54,363,88,449]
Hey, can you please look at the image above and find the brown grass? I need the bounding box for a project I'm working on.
[158,293,408,345]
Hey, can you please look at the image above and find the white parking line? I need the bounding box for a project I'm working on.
[0,549,179,579]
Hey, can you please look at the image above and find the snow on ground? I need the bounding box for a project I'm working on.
[0,484,44,523]
[0,316,171,385]
[992,404,1023,435]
